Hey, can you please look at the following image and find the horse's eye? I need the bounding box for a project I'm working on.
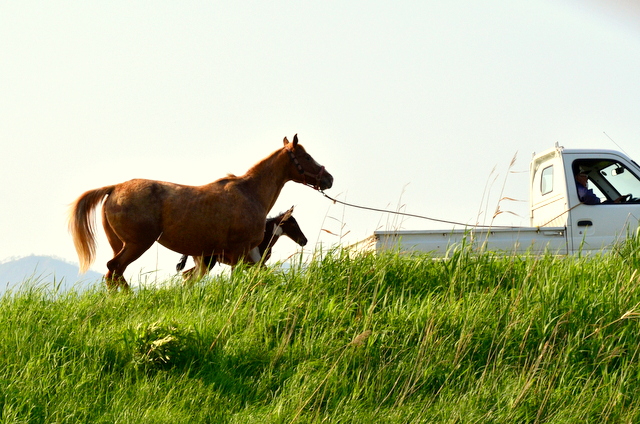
[304,154,311,160]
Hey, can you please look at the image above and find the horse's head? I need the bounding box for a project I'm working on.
[283,134,334,191]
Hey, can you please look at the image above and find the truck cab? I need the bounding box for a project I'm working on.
[530,144,640,252]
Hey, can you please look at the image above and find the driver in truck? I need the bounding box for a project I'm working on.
[575,170,626,204]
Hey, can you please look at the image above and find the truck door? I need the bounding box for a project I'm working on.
[569,158,640,253]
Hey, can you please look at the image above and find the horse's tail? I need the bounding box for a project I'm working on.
[68,185,115,273]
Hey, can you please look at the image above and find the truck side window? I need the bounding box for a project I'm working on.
[541,165,553,195]
[573,159,640,203]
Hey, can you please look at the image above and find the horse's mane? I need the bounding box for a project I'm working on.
[244,147,284,177]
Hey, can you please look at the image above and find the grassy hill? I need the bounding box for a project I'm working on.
[1,236,640,423]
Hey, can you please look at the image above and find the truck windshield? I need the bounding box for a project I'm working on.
[574,159,640,203]
[601,163,640,199]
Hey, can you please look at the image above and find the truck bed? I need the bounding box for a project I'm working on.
[375,227,569,256]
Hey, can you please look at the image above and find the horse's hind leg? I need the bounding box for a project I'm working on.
[103,209,123,253]
[106,240,155,290]
[102,210,155,291]
[102,211,126,291]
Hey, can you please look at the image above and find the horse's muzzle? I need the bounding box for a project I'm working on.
[319,172,333,190]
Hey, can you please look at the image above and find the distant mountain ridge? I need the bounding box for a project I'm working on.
[0,255,103,293]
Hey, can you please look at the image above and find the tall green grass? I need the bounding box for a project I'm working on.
[2,234,640,423]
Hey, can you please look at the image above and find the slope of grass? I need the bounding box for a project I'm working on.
[1,235,640,423]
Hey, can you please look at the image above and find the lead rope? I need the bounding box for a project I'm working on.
[536,202,583,228]
[319,190,567,230]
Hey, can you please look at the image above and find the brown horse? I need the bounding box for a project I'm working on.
[177,207,307,278]
[68,135,332,290]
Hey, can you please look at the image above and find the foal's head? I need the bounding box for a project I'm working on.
[268,207,308,247]
[279,215,308,247]
[283,134,334,191]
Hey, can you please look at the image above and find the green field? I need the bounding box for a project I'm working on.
[2,235,640,423]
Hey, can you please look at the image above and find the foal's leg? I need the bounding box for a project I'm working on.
[181,255,219,286]
[247,247,262,265]
[194,256,218,278]
[176,254,188,273]
[204,255,217,272]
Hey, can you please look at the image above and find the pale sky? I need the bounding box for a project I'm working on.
[1,1,639,285]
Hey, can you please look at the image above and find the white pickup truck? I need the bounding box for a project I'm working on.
[375,144,640,255]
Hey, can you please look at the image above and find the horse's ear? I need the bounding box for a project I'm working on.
[292,134,298,146]
[283,136,289,146]
[283,206,294,220]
